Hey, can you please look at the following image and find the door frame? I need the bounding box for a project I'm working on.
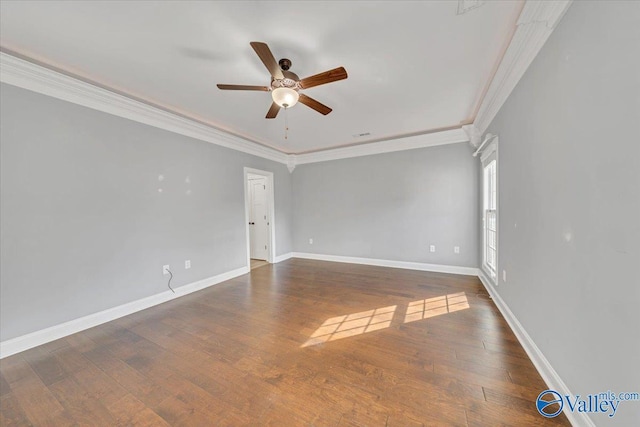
[243,167,276,267]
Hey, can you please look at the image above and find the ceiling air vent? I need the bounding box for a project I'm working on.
[457,0,485,15]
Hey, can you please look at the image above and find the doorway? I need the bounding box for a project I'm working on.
[244,168,276,268]
[248,174,268,260]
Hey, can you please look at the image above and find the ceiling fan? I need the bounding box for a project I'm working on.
[217,42,348,119]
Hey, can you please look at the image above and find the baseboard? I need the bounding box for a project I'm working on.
[291,252,479,276]
[273,252,293,263]
[477,274,595,427]
[0,266,249,359]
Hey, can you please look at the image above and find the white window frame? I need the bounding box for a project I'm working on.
[480,138,498,285]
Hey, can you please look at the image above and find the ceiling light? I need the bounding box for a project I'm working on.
[271,87,299,108]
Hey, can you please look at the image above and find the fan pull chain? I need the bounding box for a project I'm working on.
[284,106,289,140]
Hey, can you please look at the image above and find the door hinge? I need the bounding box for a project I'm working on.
[263,185,266,189]
[265,245,267,249]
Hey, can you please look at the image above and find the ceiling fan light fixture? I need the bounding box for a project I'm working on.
[217,42,346,118]
[271,87,299,108]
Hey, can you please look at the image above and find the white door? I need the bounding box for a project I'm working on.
[249,178,269,260]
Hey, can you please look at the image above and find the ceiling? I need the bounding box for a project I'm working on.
[0,1,524,154]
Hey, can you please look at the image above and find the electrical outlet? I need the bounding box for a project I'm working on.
[185,260,191,269]
[309,238,313,245]
[454,246,460,254]
[502,270,507,282]
[429,245,436,253]
[163,265,170,275]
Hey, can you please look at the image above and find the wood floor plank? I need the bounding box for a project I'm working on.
[50,346,92,376]
[83,347,171,408]
[0,393,31,427]
[466,399,567,427]
[64,332,99,353]
[72,364,128,408]
[153,395,221,426]
[0,372,11,397]
[22,346,68,386]
[0,356,33,387]
[0,259,570,425]
[49,375,117,426]
[10,376,69,426]
[106,393,170,427]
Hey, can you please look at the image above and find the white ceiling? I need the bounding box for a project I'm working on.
[0,1,523,154]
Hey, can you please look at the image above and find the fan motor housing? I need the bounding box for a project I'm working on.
[276,58,299,83]
[278,58,292,70]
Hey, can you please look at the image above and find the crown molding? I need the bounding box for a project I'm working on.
[0,52,289,164]
[286,155,297,173]
[473,0,573,134]
[0,52,470,168]
[295,128,469,165]
[462,124,482,148]
[0,52,473,168]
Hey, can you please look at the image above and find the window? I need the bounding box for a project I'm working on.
[481,141,497,280]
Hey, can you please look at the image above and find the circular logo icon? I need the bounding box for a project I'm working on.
[536,390,564,418]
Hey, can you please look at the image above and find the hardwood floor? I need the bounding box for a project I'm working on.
[250,259,269,270]
[0,259,570,426]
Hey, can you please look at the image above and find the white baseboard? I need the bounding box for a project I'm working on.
[0,266,249,359]
[477,273,594,427]
[273,252,293,263]
[291,252,479,276]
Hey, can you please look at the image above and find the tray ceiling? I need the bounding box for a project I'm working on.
[0,1,524,154]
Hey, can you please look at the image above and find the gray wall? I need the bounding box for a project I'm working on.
[292,143,479,267]
[485,2,639,426]
[0,83,292,341]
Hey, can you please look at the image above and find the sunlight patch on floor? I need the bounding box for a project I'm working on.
[302,292,470,347]
[404,292,469,323]
[301,305,396,347]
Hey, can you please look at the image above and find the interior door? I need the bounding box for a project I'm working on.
[249,178,269,260]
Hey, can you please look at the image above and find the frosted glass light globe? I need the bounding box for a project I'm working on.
[271,87,299,108]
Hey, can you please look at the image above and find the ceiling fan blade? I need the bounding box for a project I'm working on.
[299,67,348,89]
[217,84,270,91]
[298,94,332,115]
[266,102,281,119]
[250,42,284,80]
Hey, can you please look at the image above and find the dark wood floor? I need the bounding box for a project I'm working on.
[0,259,570,426]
